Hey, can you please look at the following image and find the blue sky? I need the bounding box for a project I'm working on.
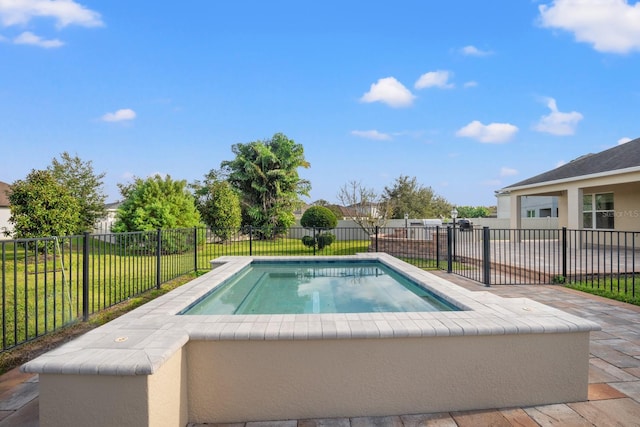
[1,1,639,206]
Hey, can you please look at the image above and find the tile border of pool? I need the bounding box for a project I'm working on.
[22,253,600,378]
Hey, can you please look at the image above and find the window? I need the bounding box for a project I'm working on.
[526,210,536,218]
[582,193,614,229]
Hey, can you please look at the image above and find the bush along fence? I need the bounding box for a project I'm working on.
[1,225,639,353]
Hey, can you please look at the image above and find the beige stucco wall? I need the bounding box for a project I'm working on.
[507,170,640,232]
[187,333,589,424]
[38,348,187,427]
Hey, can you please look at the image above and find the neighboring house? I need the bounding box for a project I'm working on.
[495,192,558,219]
[349,202,382,219]
[0,181,12,238]
[498,137,640,231]
[93,201,122,234]
[334,205,359,220]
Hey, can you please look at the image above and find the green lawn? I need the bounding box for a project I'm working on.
[567,277,640,306]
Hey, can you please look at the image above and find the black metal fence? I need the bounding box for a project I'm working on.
[0,229,202,353]
[1,225,638,353]
[446,227,639,292]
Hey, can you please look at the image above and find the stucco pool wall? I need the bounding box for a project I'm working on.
[23,253,600,427]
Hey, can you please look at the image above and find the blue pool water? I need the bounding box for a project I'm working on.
[181,260,459,315]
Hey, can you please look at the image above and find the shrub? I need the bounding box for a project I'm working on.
[300,206,337,251]
[316,232,335,249]
[300,206,337,229]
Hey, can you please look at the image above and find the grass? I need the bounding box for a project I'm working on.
[566,276,640,306]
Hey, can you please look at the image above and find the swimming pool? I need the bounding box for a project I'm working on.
[181,260,458,314]
[23,253,600,426]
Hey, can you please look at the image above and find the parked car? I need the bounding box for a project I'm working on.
[457,219,472,231]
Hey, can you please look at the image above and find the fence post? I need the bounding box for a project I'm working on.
[375,226,379,252]
[313,227,316,256]
[562,227,567,279]
[446,226,452,273]
[82,232,90,322]
[156,228,162,290]
[483,227,491,287]
[435,226,440,269]
[249,226,253,256]
[193,227,198,274]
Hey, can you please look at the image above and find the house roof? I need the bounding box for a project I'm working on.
[0,181,10,207]
[105,201,122,210]
[504,137,640,189]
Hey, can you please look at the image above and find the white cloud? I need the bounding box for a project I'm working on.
[534,97,583,136]
[13,31,62,47]
[500,167,518,177]
[455,120,519,143]
[555,160,567,168]
[101,108,136,122]
[415,70,454,89]
[539,0,640,54]
[460,45,493,56]
[463,81,478,88]
[618,136,633,144]
[350,130,392,141]
[0,0,103,28]
[360,77,415,108]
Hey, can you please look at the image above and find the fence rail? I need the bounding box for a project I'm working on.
[1,225,638,353]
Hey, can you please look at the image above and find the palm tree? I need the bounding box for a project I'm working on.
[221,133,311,238]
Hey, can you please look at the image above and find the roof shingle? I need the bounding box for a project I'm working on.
[0,181,10,207]
[504,137,640,189]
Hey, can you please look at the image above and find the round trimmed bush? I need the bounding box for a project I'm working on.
[316,232,335,249]
[300,206,338,229]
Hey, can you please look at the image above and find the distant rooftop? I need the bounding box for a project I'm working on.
[0,181,10,207]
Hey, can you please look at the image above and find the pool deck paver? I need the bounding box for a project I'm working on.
[3,270,640,426]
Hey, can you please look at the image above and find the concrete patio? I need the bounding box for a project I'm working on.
[2,270,640,426]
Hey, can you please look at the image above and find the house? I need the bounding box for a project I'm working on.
[498,137,640,231]
[93,201,122,234]
[495,192,558,219]
[0,181,12,238]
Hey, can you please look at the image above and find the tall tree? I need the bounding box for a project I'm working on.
[336,180,390,235]
[221,133,311,237]
[7,169,80,238]
[381,175,452,219]
[48,152,107,232]
[112,175,201,232]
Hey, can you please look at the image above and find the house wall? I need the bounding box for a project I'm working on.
[506,170,640,232]
[582,181,640,231]
[0,207,11,239]
[94,208,119,234]
[496,194,558,219]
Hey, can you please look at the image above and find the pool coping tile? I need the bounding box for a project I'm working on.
[22,253,601,377]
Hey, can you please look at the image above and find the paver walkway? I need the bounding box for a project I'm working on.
[2,271,640,426]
